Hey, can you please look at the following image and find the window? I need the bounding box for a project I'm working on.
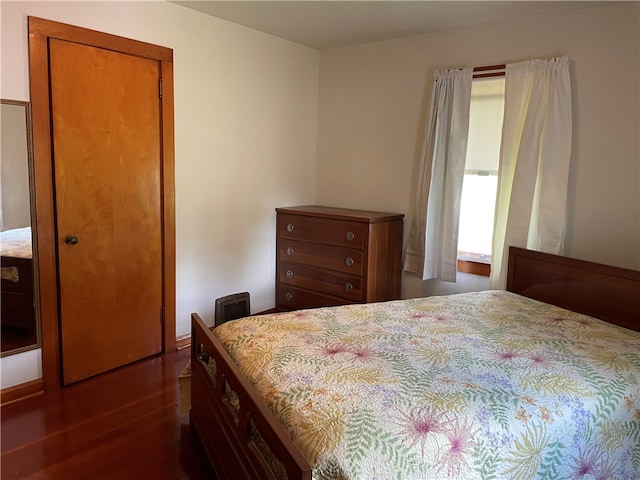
[457,77,505,275]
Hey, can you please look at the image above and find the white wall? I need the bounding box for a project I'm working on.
[315,2,640,298]
[0,0,319,388]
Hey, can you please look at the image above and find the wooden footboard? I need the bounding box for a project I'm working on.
[190,313,312,480]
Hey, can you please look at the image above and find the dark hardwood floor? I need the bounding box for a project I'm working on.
[1,348,215,479]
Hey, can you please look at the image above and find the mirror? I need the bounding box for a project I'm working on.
[0,99,40,356]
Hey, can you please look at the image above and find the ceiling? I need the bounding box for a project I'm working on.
[170,1,617,50]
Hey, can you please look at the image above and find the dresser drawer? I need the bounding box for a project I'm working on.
[278,214,366,249]
[279,261,363,302]
[1,291,33,313]
[278,239,364,275]
[277,286,351,311]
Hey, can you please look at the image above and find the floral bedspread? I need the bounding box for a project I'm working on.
[0,226,32,259]
[214,291,640,480]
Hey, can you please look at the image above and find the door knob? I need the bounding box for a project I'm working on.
[65,235,79,245]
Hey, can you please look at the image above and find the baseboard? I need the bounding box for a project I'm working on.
[1,378,44,406]
[176,333,192,350]
[176,324,216,350]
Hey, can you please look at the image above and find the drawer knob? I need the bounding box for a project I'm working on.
[285,292,293,302]
[286,223,295,232]
[345,257,354,267]
[286,246,294,256]
[344,282,353,292]
[286,270,294,279]
[346,231,355,241]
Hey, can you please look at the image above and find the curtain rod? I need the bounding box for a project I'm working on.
[473,63,506,79]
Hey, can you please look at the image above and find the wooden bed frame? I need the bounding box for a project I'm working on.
[190,246,640,480]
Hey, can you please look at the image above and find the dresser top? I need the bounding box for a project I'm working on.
[276,205,404,224]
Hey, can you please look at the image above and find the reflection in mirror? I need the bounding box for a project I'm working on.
[0,99,40,357]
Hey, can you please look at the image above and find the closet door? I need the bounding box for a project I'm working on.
[50,38,163,384]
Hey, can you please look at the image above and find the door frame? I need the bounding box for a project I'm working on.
[28,17,176,390]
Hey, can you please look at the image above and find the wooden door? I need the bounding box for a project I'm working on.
[50,38,163,384]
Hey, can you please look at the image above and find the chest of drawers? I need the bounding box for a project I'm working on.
[276,206,404,311]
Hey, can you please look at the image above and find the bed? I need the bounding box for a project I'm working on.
[189,246,640,480]
[1,226,35,331]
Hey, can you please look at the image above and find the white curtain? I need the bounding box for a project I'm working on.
[491,56,572,288]
[404,68,472,282]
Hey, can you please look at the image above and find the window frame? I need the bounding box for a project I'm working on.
[457,65,505,277]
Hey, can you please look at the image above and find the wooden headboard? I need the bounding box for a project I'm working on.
[506,247,640,332]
